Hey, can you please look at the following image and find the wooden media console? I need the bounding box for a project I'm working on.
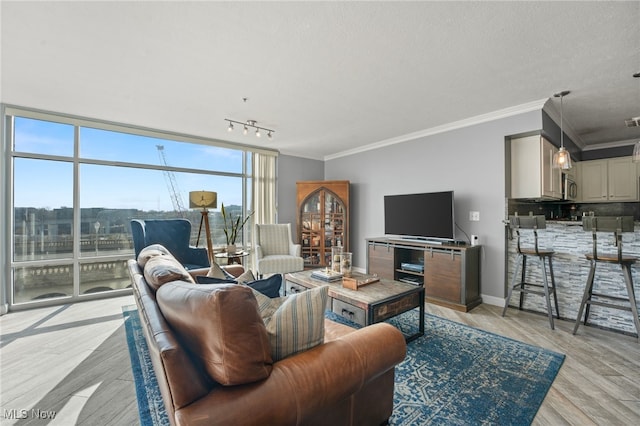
[366,237,481,312]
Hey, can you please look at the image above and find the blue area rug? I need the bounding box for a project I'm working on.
[123,306,564,425]
[122,306,170,426]
[327,310,565,425]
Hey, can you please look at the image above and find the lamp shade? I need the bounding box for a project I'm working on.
[553,147,572,170]
[189,191,217,209]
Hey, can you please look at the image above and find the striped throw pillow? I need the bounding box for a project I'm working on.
[252,285,329,361]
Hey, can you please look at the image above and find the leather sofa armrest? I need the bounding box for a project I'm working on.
[188,267,210,279]
[174,322,406,425]
[222,264,245,278]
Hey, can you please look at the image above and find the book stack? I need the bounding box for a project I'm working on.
[310,269,343,282]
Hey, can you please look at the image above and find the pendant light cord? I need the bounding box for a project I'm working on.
[560,95,564,149]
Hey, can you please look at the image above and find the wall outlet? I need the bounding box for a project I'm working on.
[469,211,480,221]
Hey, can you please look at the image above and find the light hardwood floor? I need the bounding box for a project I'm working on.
[1,294,639,425]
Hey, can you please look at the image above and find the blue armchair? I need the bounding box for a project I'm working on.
[131,219,210,270]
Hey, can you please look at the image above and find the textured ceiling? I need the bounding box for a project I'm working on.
[2,1,639,160]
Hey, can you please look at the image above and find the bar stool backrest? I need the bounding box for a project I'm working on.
[509,215,547,255]
[582,216,634,262]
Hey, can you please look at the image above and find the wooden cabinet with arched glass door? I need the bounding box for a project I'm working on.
[296,180,350,268]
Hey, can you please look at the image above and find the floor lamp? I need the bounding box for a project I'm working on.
[189,190,217,266]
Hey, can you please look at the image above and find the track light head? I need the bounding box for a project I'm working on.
[224,118,275,140]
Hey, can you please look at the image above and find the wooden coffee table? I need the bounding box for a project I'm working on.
[284,270,425,342]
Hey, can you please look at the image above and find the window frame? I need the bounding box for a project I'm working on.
[1,104,277,311]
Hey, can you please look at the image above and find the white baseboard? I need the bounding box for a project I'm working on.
[480,294,504,307]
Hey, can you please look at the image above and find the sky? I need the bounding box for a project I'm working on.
[13,116,248,212]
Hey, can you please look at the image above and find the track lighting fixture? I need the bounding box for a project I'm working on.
[552,90,572,170]
[225,119,275,139]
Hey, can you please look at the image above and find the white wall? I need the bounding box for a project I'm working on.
[323,110,542,303]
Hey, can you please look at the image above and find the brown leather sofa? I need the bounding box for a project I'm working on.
[127,249,407,426]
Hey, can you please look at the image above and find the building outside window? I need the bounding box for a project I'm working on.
[3,107,261,308]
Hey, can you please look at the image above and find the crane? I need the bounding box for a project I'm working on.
[156,145,186,216]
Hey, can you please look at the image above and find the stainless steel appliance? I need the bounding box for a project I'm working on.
[562,173,578,201]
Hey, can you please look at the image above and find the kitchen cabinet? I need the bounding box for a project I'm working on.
[511,135,562,200]
[297,180,349,268]
[580,160,608,201]
[580,157,637,202]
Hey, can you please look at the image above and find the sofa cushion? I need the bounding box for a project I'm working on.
[251,285,328,361]
[196,273,281,298]
[137,244,172,268]
[246,274,282,298]
[195,275,237,285]
[157,282,273,386]
[144,254,195,291]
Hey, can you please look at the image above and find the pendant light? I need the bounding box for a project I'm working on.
[553,91,572,170]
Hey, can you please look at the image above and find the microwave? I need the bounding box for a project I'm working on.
[562,173,578,201]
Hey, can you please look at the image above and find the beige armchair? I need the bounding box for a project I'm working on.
[255,223,304,277]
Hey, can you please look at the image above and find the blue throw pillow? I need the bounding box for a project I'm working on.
[247,274,282,298]
[195,275,237,285]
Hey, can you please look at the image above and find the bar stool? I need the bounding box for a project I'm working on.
[502,215,560,329]
[573,216,640,339]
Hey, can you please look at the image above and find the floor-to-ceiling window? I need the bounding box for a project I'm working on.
[3,106,269,309]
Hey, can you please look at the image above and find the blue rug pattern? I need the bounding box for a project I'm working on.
[327,310,565,425]
[122,306,170,426]
[123,306,564,425]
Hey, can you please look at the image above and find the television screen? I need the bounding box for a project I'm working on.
[384,191,455,241]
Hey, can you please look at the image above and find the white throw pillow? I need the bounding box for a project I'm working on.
[206,261,235,280]
[235,269,256,284]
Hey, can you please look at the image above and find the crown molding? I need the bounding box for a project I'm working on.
[325,98,548,161]
[581,139,638,151]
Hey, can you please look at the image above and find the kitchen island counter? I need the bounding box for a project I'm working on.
[506,220,640,335]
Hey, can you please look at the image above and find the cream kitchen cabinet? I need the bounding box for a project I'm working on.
[580,157,638,202]
[580,160,608,201]
[511,135,562,200]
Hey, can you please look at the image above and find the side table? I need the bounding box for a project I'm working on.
[215,250,250,266]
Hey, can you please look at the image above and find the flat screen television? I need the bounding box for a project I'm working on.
[384,191,455,241]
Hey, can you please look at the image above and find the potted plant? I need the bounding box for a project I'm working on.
[221,203,253,254]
